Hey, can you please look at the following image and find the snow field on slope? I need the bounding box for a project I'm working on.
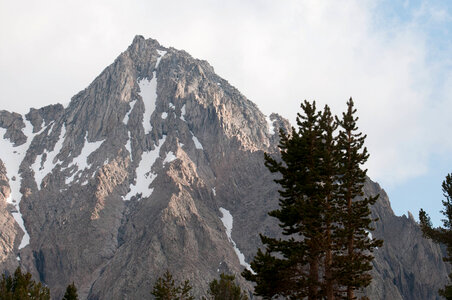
[125,131,132,160]
[266,115,276,135]
[124,136,167,200]
[123,100,137,125]
[139,50,166,135]
[219,207,253,271]
[192,136,203,150]
[64,133,104,185]
[163,151,177,164]
[0,120,43,249]
[139,76,157,135]
[32,125,66,188]
[180,104,186,122]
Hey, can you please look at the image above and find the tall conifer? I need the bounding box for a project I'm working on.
[334,98,382,299]
[207,273,248,300]
[244,99,381,299]
[151,270,194,300]
[318,105,340,299]
[62,283,78,300]
[244,101,337,299]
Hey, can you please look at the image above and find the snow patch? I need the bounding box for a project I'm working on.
[123,100,137,125]
[48,122,55,135]
[137,50,167,133]
[139,76,158,135]
[125,131,132,160]
[366,230,377,249]
[155,50,167,69]
[180,105,186,121]
[12,211,29,248]
[65,168,78,185]
[0,119,42,249]
[64,133,104,185]
[219,208,253,272]
[192,136,203,150]
[266,115,276,135]
[32,125,66,187]
[163,151,177,165]
[169,103,175,109]
[123,136,167,200]
[212,187,216,196]
[161,112,168,119]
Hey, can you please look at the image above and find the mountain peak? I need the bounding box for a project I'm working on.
[0,36,447,300]
[132,34,145,44]
[127,35,162,62]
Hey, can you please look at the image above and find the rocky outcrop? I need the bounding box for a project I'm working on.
[365,180,449,300]
[0,111,27,146]
[0,161,21,272]
[25,104,65,133]
[0,36,448,299]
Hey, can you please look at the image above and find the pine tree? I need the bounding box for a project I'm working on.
[419,173,452,299]
[0,267,50,300]
[334,98,382,299]
[179,280,194,300]
[243,99,381,299]
[151,270,194,300]
[62,282,78,300]
[207,273,248,300]
[318,105,340,300]
[243,101,336,299]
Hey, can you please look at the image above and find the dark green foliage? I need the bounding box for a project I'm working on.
[243,99,381,300]
[419,173,452,299]
[246,101,326,299]
[334,98,383,299]
[207,273,248,300]
[0,267,50,300]
[62,282,78,300]
[151,270,194,300]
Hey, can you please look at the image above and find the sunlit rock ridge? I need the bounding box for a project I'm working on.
[0,36,447,299]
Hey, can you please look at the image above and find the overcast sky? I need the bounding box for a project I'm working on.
[1,0,451,225]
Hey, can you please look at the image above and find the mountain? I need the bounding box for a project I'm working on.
[0,35,448,299]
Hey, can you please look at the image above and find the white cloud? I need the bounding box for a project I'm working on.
[0,0,451,188]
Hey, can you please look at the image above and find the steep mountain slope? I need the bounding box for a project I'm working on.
[0,36,448,299]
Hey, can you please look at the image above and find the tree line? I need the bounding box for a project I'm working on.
[0,267,247,300]
[0,267,76,300]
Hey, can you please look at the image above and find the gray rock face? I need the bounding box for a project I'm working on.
[365,181,448,300]
[0,161,22,271]
[0,35,448,299]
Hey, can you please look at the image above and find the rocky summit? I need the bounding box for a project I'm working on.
[0,36,448,299]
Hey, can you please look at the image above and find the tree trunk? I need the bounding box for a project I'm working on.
[308,255,319,300]
[325,228,334,300]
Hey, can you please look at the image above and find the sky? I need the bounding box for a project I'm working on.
[0,0,451,226]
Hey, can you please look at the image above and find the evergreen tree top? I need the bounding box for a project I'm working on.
[244,99,382,300]
[62,282,78,300]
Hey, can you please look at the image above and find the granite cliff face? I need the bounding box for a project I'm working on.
[0,36,448,299]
